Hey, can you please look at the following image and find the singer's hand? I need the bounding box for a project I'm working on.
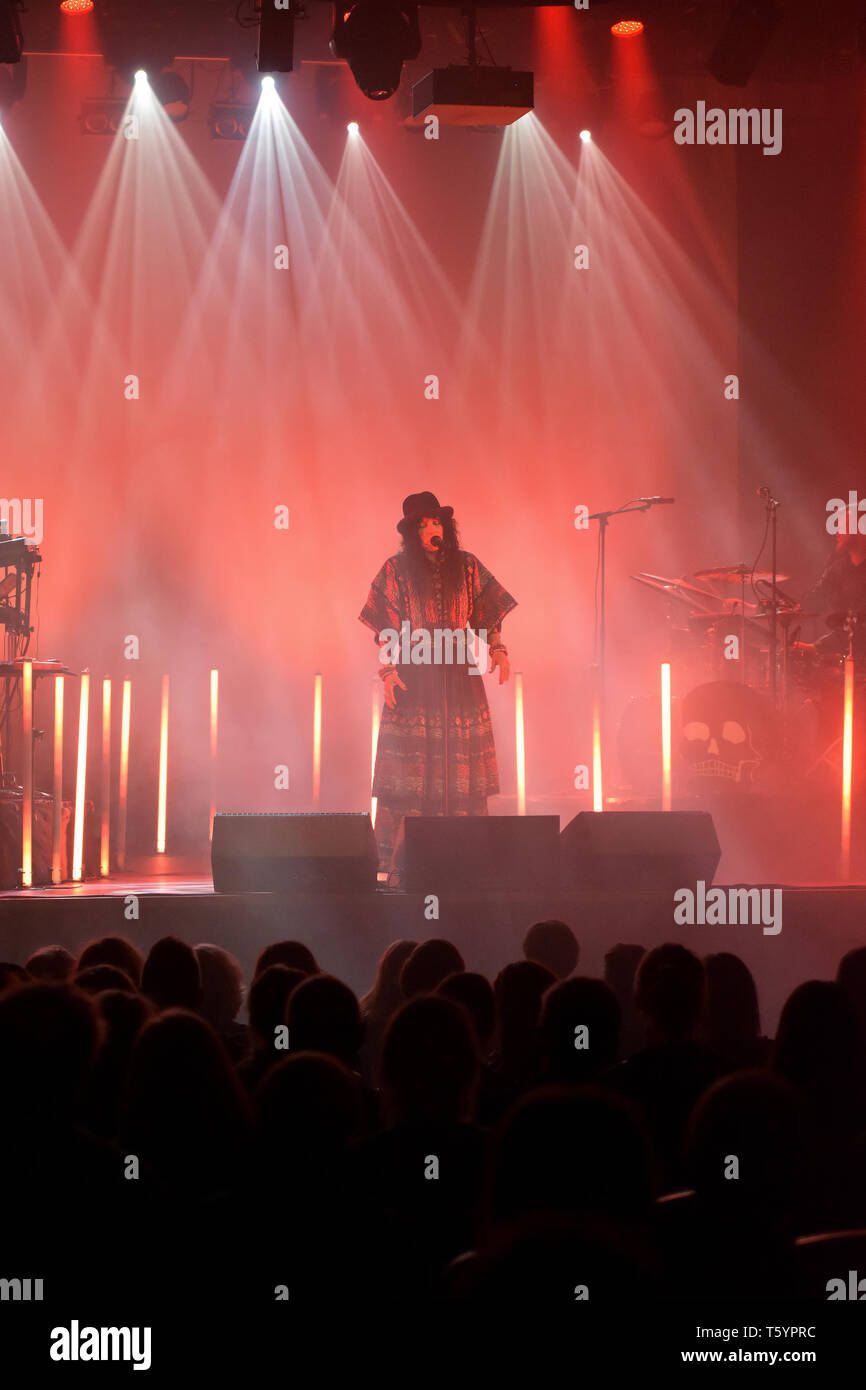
[383,671,407,709]
[489,649,510,684]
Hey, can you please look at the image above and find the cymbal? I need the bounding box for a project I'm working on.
[694,564,790,584]
[631,572,720,612]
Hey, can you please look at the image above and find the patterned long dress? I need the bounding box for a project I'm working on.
[359,549,517,870]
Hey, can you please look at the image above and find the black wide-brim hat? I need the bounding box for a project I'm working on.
[397,491,454,535]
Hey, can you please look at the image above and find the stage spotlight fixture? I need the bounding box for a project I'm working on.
[134,68,147,83]
[259,0,295,73]
[579,128,592,142]
[149,68,190,121]
[408,66,533,128]
[0,0,23,65]
[208,101,255,141]
[261,74,275,90]
[60,0,94,14]
[331,1,422,102]
[347,119,358,133]
[79,96,127,134]
[708,0,781,87]
[611,19,644,38]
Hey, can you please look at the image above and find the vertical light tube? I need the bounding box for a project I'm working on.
[100,678,111,876]
[313,673,322,809]
[209,669,219,842]
[72,672,90,882]
[592,687,604,813]
[157,674,169,854]
[371,679,380,828]
[52,675,64,885]
[21,659,33,888]
[660,661,672,812]
[841,653,855,878]
[515,671,526,815]
[117,679,131,871]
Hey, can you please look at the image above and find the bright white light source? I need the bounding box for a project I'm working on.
[134,69,148,84]
[261,75,275,90]
[347,121,359,135]
[579,129,592,143]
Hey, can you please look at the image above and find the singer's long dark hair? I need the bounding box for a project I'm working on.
[401,514,463,597]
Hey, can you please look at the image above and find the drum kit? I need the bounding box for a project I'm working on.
[624,562,860,793]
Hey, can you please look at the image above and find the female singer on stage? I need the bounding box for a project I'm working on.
[359,491,517,874]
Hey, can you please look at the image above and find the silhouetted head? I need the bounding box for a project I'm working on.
[437,972,497,1050]
[121,1009,250,1185]
[287,974,364,1065]
[78,937,143,987]
[381,995,477,1123]
[687,1070,808,1222]
[195,944,244,1030]
[0,983,98,1124]
[773,980,865,1101]
[254,1052,363,1158]
[538,977,621,1082]
[254,940,318,978]
[75,964,137,995]
[248,965,305,1046]
[141,937,202,1011]
[487,1086,653,1234]
[523,920,579,979]
[603,944,646,1004]
[360,939,417,1016]
[400,939,465,999]
[25,945,74,982]
[494,960,557,1053]
[0,962,28,994]
[700,952,760,1045]
[634,944,704,1042]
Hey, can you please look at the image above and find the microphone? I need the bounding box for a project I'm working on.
[430,535,444,549]
[639,496,675,505]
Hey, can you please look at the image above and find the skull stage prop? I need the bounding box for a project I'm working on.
[680,681,772,787]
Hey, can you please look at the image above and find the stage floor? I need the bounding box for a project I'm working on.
[2,872,866,1036]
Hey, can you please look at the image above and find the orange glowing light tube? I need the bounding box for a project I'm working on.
[842,653,855,878]
[21,659,33,888]
[117,679,131,871]
[72,672,90,882]
[371,680,380,828]
[592,688,604,813]
[100,678,111,876]
[157,675,169,854]
[52,675,64,884]
[515,672,526,816]
[661,662,672,811]
[209,669,219,842]
[313,673,322,808]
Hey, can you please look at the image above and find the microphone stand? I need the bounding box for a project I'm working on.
[587,497,674,714]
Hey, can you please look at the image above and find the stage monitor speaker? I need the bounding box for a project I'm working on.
[560,811,721,892]
[399,815,560,893]
[211,812,378,893]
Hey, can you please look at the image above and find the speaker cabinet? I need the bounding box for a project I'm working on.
[560,811,721,892]
[211,813,378,893]
[399,815,560,892]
